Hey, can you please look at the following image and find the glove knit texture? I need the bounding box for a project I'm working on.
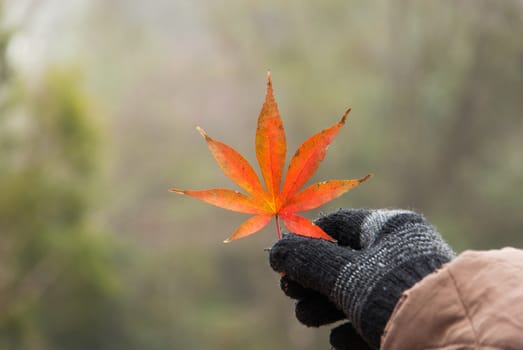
[270,209,456,349]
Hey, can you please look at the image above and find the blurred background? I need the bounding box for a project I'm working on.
[1,0,522,349]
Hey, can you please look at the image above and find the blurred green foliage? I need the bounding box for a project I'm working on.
[0,1,522,349]
[0,13,121,349]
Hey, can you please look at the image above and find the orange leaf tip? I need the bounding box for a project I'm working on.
[340,108,351,125]
[169,188,185,194]
[196,126,210,140]
[359,173,373,183]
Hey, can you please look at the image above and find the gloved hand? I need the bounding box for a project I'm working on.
[269,209,456,349]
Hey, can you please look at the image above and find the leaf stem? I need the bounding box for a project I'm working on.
[275,215,282,239]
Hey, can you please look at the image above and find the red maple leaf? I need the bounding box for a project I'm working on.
[171,72,371,242]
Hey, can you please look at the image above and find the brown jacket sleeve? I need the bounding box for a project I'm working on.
[381,248,523,350]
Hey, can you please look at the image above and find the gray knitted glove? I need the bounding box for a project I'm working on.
[270,209,456,349]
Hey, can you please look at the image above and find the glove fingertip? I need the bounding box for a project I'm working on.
[330,322,373,350]
[280,276,316,299]
[268,237,293,272]
[268,234,318,272]
[269,234,348,296]
[295,297,345,327]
